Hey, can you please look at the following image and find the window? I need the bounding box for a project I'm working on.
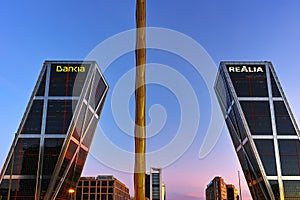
[46,100,77,134]
[36,71,46,96]
[72,103,87,140]
[283,181,300,199]
[21,100,44,134]
[82,117,98,148]
[49,64,89,96]
[89,71,106,110]
[279,140,300,176]
[10,179,36,197]
[274,101,297,135]
[84,181,89,186]
[43,138,64,175]
[270,71,281,97]
[269,180,280,200]
[109,181,114,186]
[108,194,113,200]
[233,105,248,140]
[5,138,40,175]
[91,181,96,186]
[226,112,242,148]
[254,139,277,176]
[101,187,107,193]
[108,187,114,193]
[240,101,272,135]
[215,69,233,112]
[101,194,107,200]
[227,65,268,97]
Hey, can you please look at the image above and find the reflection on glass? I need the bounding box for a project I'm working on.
[274,101,297,135]
[240,101,272,135]
[21,100,44,134]
[279,140,300,176]
[46,100,77,134]
[254,139,277,176]
[5,138,40,175]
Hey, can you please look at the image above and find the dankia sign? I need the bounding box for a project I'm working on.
[228,66,264,73]
[56,65,86,72]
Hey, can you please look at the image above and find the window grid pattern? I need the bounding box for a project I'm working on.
[48,65,108,200]
[150,168,162,200]
[76,177,130,200]
[0,61,108,200]
[278,140,300,176]
[215,62,300,200]
[227,65,267,97]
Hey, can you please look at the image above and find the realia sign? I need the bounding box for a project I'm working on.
[228,65,264,73]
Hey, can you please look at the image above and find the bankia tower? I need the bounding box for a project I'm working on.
[215,61,300,200]
[0,61,108,200]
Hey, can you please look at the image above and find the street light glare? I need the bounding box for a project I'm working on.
[68,188,75,194]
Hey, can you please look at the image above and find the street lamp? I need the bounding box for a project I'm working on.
[68,188,75,200]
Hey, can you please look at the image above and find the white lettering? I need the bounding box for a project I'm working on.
[228,66,264,73]
[241,66,248,73]
[257,67,263,72]
[228,67,235,72]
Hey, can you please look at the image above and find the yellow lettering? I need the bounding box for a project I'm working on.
[56,66,62,72]
[79,66,85,72]
[63,66,68,72]
[56,65,85,73]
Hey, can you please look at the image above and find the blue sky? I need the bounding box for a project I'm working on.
[1,1,300,199]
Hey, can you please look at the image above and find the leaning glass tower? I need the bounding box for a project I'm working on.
[215,61,300,200]
[0,61,108,200]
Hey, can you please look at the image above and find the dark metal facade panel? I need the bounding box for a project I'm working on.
[0,61,108,200]
[215,61,300,200]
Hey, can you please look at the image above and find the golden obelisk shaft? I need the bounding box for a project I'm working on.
[134,0,146,199]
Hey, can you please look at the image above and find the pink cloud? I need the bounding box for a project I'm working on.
[167,192,204,200]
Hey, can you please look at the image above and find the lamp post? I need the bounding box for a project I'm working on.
[238,171,242,200]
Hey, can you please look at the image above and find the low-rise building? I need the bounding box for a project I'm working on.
[206,177,227,200]
[226,184,239,200]
[76,175,130,200]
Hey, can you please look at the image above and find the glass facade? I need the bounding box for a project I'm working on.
[150,168,162,200]
[0,61,108,200]
[215,61,300,200]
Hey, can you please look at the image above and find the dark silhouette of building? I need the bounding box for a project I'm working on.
[215,61,300,200]
[76,175,130,200]
[145,174,150,200]
[0,61,108,199]
[226,184,239,200]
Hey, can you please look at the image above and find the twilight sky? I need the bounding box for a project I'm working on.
[1,1,300,200]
